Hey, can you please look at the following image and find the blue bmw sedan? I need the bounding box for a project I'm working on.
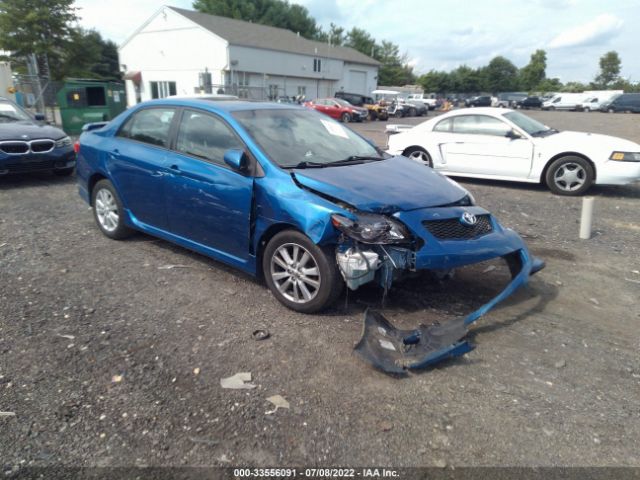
[0,97,76,176]
[77,97,543,313]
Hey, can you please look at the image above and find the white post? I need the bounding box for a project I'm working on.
[579,196,595,239]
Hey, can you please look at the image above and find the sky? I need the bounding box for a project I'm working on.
[73,0,640,83]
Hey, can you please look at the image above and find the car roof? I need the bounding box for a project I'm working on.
[444,107,514,116]
[135,98,301,113]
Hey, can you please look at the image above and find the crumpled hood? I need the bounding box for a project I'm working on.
[293,156,468,213]
[537,130,640,151]
[0,121,67,141]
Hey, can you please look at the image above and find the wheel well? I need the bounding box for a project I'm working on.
[402,145,428,156]
[541,152,596,184]
[255,223,301,280]
[87,173,108,205]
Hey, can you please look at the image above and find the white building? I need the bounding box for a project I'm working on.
[119,6,380,107]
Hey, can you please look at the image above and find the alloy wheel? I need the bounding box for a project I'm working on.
[553,163,586,192]
[95,188,119,232]
[270,243,321,304]
[408,150,430,165]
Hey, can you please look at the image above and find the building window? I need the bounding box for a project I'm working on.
[313,58,322,72]
[268,84,279,100]
[150,81,177,99]
[297,86,306,96]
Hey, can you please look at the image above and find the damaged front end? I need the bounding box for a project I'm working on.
[329,207,545,374]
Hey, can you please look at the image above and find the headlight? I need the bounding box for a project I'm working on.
[331,213,411,244]
[610,151,640,162]
[55,136,72,148]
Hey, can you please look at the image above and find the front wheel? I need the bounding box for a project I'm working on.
[403,147,433,167]
[545,156,594,196]
[91,179,134,239]
[341,112,351,123]
[263,230,343,313]
[584,107,591,112]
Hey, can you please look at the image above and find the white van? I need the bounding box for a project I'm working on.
[542,93,588,111]
[579,91,624,112]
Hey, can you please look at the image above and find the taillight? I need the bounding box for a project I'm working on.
[73,141,80,154]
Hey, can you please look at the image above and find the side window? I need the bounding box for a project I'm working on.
[117,108,175,147]
[175,110,244,166]
[433,118,452,132]
[452,115,510,136]
[553,97,561,103]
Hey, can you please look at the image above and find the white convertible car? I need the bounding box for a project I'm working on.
[386,108,640,195]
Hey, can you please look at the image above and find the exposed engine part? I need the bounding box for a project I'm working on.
[336,248,380,290]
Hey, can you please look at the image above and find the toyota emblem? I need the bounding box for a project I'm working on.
[460,212,477,226]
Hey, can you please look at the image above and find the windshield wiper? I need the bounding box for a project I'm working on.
[325,155,385,166]
[283,160,327,169]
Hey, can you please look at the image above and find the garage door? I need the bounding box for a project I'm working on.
[348,70,367,94]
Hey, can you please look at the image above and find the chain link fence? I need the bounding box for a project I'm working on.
[12,74,63,124]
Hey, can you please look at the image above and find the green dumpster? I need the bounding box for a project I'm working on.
[57,79,126,135]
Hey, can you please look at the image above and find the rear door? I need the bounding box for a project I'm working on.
[164,109,254,261]
[109,107,177,229]
[439,114,533,178]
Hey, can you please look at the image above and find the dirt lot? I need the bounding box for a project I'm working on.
[1,110,639,470]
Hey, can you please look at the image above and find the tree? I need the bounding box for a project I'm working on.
[418,70,452,94]
[57,28,121,80]
[594,51,621,88]
[316,23,345,46]
[482,56,518,93]
[519,49,547,90]
[344,27,377,58]
[0,0,77,77]
[536,77,563,93]
[193,0,320,39]
[449,65,483,93]
[374,40,415,86]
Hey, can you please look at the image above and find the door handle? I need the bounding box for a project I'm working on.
[109,149,121,159]
[168,164,182,175]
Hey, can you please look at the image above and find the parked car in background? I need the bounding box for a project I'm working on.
[0,96,76,176]
[465,96,492,107]
[386,107,640,196]
[579,91,623,111]
[406,93,438,110]
[334,91,388,120]
[515,96,543,109]
[600,93,640,113]
[399,99,428,117]
[76,98,543,314]
[304,98,368,122]
[496,92,527,108]
[542,93,587,111]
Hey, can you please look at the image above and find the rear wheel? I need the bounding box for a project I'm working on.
[545,156,594,196]
[409,107,417,116]
[608,108,614,113]
[584,107,591,112]
[403,147,433,167]
[91,179,134,239]
[341,112,351,123]
[263,230,343,313]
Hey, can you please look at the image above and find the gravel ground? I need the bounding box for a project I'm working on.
[0,110,639,471]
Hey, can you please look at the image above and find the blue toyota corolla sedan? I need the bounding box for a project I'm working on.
[76,97,543,313]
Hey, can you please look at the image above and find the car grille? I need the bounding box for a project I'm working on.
[0,139,55,155]
[0,142,29,154]
[30,140,55,153]
[422,215,493,240]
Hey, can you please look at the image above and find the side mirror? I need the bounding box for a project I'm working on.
[224,149,249,172]
[34,113,46,121]
[506,129,522,140]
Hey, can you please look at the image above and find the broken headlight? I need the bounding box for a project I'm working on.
[331,213,411,244]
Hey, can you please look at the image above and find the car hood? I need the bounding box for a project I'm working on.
[292,156,469,213]
[535,130,640,151]
[0,121,66,141]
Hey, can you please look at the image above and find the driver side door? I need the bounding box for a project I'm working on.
[440,114,534,178]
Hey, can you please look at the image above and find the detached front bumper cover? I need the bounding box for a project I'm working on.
[354,250,545,374]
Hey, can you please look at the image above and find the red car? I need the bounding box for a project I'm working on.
[304,98,369,122]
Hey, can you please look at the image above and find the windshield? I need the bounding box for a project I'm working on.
[503,111,550,135]
[335,99,352,107]
[0,100,33,123]
[232,108,382,168]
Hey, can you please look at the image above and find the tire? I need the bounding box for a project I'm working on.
[91,179,134,239]
[545,156,594,196]
[608,108,614,113]
[403,147,433,167]
[550,106,556,111]
[409,107,417,116]
[341,112,351,123]
[53,167,74,176]
[584,107,590,112]
[262,230,343,313]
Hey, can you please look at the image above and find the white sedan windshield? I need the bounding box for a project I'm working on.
[503,111,549,135]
